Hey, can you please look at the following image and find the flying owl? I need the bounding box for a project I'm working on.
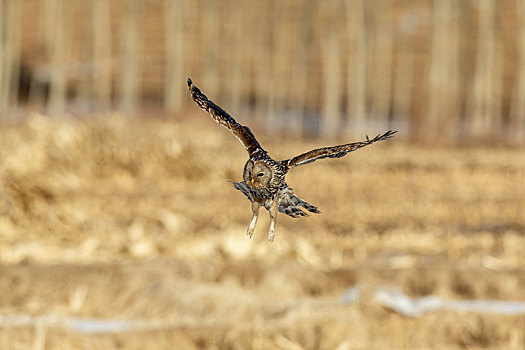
[188,78,396,242]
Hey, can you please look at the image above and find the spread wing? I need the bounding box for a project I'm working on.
[187,78,265,156]
[283,130,397,170]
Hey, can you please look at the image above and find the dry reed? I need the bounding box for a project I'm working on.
[0,115,523,348]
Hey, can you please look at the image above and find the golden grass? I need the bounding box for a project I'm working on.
[0,114,524,349]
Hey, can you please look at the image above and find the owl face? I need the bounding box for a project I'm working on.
[243,161,272,189]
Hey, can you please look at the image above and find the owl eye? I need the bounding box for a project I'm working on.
[257,172,264,177]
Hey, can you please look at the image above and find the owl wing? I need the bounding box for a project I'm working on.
[283,130,397,169]
[188,78,265,156]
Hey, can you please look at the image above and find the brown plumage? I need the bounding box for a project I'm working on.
[188,77,396,242]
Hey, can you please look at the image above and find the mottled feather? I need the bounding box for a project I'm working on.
[187,78,264,156]
[277,188,320,218]
[283,130,397,170]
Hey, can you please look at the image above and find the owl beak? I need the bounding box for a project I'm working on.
[250,178,255,184]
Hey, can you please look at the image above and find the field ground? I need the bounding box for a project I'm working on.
[0,114,524,349]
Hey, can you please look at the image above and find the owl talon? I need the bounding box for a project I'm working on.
[247,229,255,238]
[267,230,275,242]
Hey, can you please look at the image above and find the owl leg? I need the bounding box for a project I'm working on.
[247,201,261,238]
[267,200,279,242]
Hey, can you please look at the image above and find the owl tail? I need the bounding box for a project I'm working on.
[278,189,321,218]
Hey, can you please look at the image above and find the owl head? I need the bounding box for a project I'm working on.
[243,161,272,189]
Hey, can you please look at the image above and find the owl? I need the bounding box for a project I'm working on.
[188,78,396,242]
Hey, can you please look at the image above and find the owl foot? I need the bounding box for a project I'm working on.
[267,229,275,242]
[246,202,260,239]
[246,218,258,239]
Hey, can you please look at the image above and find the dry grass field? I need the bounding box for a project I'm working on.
[0,114,524,349]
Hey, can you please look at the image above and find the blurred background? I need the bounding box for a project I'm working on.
[0,0,524,349]
[2,0,525,142]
